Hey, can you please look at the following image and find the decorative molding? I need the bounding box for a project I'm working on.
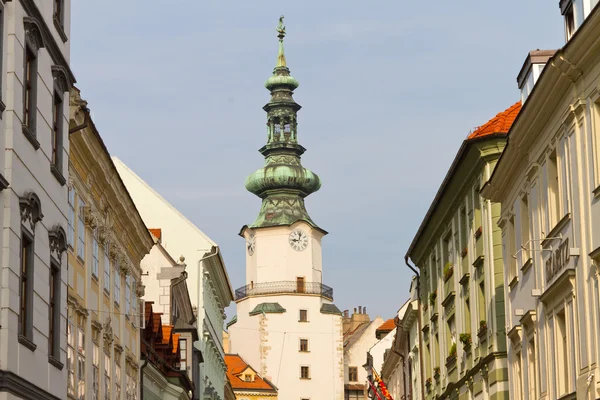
[136,284,145,298]
[102,317,113,346]
[48,225,67,262]
[19,0,76,86]
[0,369,61,400]
[51,65,72,93]
[67,294,88,317]
[114,343,123,355]
[98,226,113,246]
[91,320,103,333]
[19,192,43,230]
[23,16,45,52]
[126,354,139,370]
[82,206,99,229]
[119,262,131,276]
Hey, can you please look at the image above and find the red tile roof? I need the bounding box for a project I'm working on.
[376,319,396,334]
[225,354,277,392]
[468,102,521,140]
[162,325,173,344]
[149,228,162,241]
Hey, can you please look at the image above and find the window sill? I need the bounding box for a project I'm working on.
[298,320,309,323]
[18,334,37,351]
[48,355,64,370]
[22,125,40,150]
[299,350,310,353]
[0,99,5,119]
[91,274,99,284]
[508,276,519,290]
[299,377,311,380]
[114,301,120,309]
[541,213,571,247]
[0,172,9,191]
[77,255,85,264]
[103,289,110,298]
[50,163,66,186]
[521,258,533,273]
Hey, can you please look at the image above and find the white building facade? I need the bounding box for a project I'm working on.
[113,158,234,400]
[227,18,344,400]
[482,4,600,398]
[0,0,75,399]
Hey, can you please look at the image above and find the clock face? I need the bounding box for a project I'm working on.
[289,229,309,252]
[247,234,255,256]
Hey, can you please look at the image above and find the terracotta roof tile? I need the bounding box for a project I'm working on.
[376,319,396,333]
[148,228,162,241]
[468,102,521,140]
[172,334,180,354]
[225,354,277,392]
[161,325,173,345]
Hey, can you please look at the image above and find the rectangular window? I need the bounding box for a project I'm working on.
[19,231,33,340]
[296,276,305,293]
[520,195,531,264]
[77,199,85,260]
[125,275,131,316]
[299,338,309,352]
[92,229,99,277]
[68,188,75,247]
[514,351,523,400]
[300,366,310,379]
[114,265,120,305]
[104,353,111,400]
[508,217,517,281]
[565,3,575,40]
[299,309,308,322]
[115,360,121,400]
[92,343,99,400]
[180,339,187,370]
[104,245,110,293]
[528,338,537,400]
[23,45,37,132]
[460,207,468,255]
[547,150,560,228]
[49,261,61,358]
[244,374,252,382]
[348,366,358,382]
[478,281,486,324]
[556,309,569,395]
[51,90,62,167]
[67,322,76,397]
[78,328,85,400]
[53,0,64,26]
[131,280,137,318]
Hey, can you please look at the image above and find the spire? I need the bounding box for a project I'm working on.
[243,17,323,232]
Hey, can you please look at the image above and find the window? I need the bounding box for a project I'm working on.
[104,244,110,293]
[49,261,60,359]
[92,343,99,400]
[19,232,33,342]
[547,150,560,228]
[92,228,99,277]
[0,6,4,111]
[125,275,131,316]
[180,339,187,370]
[296,276,305,293]
[132,280,137,318]
[478,281,486,323]
[104,353,111,400]
[23,45,37,135]
[51,90,62,167]
[299,339,309,352]
[115,360,121,400]
[114,265,120,305]
[244,374,252,382]
[348,366,358,382]
[520,195,531,264]
[53,0,64,26]
[345,392,361,400]
[299,309,308,322]
[460,207,468,255]
[508,217,517,281]
[555,309,569,395]
[126,366,137,400]
[67,321,75,397]
[78,328,85,400]
[528,338,537,400]
[300,366,310,379]
[68,188,75,247]
[514,351,523,400]
[442,232,453,267]
[565,4,575,40]
[77,198,85,260]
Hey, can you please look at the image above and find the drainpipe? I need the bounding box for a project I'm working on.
[405,256,425,400]
[140,357,149,400]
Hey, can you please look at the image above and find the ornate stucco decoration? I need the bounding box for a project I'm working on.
[109,241,121,261]
[23,17,45,52]
[98,226,113,246]
[83,205,99,229]
[52,65,72,93]
[119,261,131,276]
[48,225,67,262]
[91,320,103,334]
[135,284,145,298]
[126,353,139,370]
[103,317,114,347]
[19,192,43,230]
[114,343,124,355]
[67,294,89,317]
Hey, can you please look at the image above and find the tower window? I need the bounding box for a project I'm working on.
[348,366,358,382]
[300,366,310,379]
[299,309,308,322]
[296,277,305,293]
[299,339,309,352]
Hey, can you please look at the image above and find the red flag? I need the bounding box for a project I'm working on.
[367,378,383,400]
[373,369,394,400]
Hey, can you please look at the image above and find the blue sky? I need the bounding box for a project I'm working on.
[71,1,563,320]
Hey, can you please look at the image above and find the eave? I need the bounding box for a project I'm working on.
[203,247,234,305]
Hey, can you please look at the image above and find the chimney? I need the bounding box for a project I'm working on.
[364,307,367,314]
[343,310,351,334]
[517,50,557,104]
[358,306,362,314]
[347,305,370,333]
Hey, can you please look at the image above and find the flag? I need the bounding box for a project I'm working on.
[372,368,394,400]
[367,378,383,400]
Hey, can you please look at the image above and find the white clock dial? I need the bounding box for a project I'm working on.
[289,229,309,252]
[247,234,255,256]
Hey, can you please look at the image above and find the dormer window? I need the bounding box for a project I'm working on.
[244,373,253,382]
[517,50,556,104]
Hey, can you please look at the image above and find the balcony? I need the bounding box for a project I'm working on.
[235,281,334,301]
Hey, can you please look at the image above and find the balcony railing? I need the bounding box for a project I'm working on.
[235,281,334,301]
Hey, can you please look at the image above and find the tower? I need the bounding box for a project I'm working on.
[228,17,344,400]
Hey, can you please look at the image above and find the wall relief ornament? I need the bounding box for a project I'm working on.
[119,262,131,276]
[48,226,67,262]
[51,65,72,93]
[67,294,88,317]
[103,317,114,346]
[83,206,99,229]
[19,192,43,230]
[91,320,103,333]
[265,155,300,166]
[23,17,45,52]
[109,242,121,261]
[98,226,113,246]
[135,284,145,298]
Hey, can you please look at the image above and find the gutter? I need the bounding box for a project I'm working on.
[404,256,424,400]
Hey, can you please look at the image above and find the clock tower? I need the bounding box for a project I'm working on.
[228,17,344,400]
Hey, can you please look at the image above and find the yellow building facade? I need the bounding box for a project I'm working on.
[67,88,154,399]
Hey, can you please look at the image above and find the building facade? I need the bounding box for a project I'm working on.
[227,17,344,400]
[0,0,75,399]
[482,4,600,398]
[405,103,521,400]
[113,158,234,400]
[68,88,154,400]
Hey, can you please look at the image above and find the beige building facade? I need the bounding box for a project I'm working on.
[483,4,600,399]
[67,89,154,399]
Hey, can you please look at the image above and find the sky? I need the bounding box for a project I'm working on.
[70,1,564,320]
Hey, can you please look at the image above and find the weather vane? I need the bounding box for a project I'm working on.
[276,15,286,39]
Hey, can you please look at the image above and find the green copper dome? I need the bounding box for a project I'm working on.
[244,16,323,230]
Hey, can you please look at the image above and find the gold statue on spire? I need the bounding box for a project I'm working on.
[276,15,286,39]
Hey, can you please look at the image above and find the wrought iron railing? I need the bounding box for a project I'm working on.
[235,281,333,301]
